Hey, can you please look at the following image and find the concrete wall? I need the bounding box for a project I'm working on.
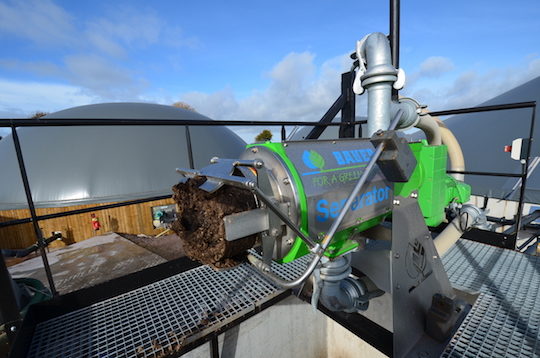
[186,296,386,358]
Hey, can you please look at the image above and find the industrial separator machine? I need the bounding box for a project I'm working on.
[175,31,486,357]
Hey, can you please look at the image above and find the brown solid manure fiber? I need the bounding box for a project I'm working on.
[171,177,258,268]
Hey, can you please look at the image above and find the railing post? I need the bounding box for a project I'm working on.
[514,103,537,243]
[185,125,195,169]
[210,335,219,358]
[10,125,57,296]
[339,71,356,139]
[389,0,400,101]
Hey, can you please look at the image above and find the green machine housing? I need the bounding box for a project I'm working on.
[244,139,470,263]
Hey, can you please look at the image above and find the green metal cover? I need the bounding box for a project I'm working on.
[395,140,471,227]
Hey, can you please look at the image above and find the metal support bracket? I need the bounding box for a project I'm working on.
[370,130,416,182]
[254,164,285,265]
[391,195,472,358]
[223,208,269,242]
[176,158,258,192]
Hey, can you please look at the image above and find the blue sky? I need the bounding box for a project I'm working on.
[0,0,539,141]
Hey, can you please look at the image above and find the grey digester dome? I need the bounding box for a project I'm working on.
[434,77,540,203]
[0,103,246,210]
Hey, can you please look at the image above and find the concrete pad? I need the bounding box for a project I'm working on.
[8,233,166,294]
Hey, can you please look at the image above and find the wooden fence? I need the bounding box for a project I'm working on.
[0,198,175,249]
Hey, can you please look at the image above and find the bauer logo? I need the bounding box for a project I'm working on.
[332,148,374,165]
[302,150,325,170]
[300,147,371,177]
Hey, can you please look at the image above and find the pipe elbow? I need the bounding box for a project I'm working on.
[416,114,442,146]
[317,255,370,313]
[360,32,398,87]
[434,204,484,256]
[433,116,466,180]
[355,32,399,136]
[319,278,369,313]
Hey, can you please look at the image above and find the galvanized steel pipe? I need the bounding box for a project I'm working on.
[357,32,399,136]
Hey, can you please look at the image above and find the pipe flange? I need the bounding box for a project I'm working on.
[343,277,369,311]
[393,97,421,130]
[361,73,398,87]
[361,67,398,80]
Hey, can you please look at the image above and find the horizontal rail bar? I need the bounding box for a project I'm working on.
[447,170,523,178]
[428,101,536,117]
[1,102,532,128]
[0,194,171,229]
[0,118,367,127]
[486,216,515,225]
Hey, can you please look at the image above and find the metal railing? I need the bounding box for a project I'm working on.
[0,117,367,296]
[0,100,537,295]
[431,101,537,244]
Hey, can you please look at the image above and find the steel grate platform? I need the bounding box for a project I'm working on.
[442,240,540,357]
[27,253,311,358]
[25,240,540,357]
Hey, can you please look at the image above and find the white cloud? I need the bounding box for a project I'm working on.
[406,56,455,85]
[3,49,534,145]
[0,60,62,78]
[0,1,197,101]
[0,79,96,116]
[175,52,540,143]
[405,56,540,111]
[64,55,145,99]
[0,0,76,46]
[84,5,187,58]
[183,52,350,122]
[85,32,127,58]
[0,0,194,53]
[0,55,146,101]
[181,89,239,120]
[1,1,538,145]
[418,56,454,78]
[176,52,351,142]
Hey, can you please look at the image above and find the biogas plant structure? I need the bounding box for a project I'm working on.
[1,1,540,358]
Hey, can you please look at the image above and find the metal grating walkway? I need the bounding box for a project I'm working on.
[27,254,311,358]
[442,240,540,357]
[26,240,540,357]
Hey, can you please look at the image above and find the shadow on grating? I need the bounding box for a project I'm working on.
[442,240,540,357]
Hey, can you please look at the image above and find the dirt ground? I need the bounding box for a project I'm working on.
[119,232,185,261]
[8,234,166,294]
